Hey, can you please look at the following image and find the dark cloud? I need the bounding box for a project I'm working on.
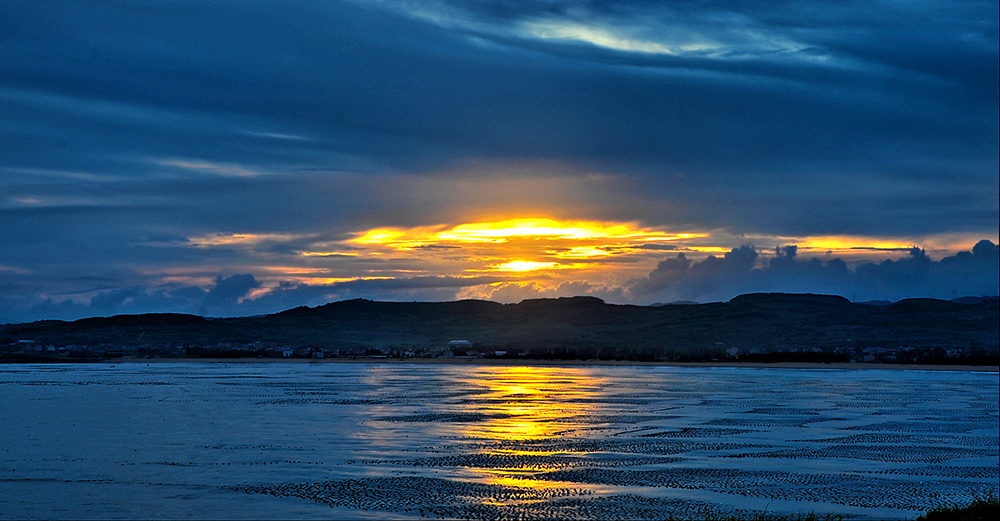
[631,240,999,303]
[632,245,758,299]
[3,1,995,181]
[89,286,143,311]
[0,274,506,323]
[0,1,996,321]
[202,274,260,311]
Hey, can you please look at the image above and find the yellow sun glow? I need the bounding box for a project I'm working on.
[348,219,702,248]
[438,219,662,242]
[794,236,916,251]
[334,218,706,274]
[493,261,560,272]
[552,246,613,258]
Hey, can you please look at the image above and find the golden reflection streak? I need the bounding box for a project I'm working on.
[447,365,611,499]
[482,474,580,492]
[458,366,605,443]
[443,366,628,501]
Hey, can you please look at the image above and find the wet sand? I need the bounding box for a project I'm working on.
[4,361,996,519]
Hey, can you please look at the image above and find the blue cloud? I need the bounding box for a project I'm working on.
[632,240,1000,303]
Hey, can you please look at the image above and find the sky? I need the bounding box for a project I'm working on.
[1,0,998,323]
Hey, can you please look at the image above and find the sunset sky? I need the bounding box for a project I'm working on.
[2,0,997,323]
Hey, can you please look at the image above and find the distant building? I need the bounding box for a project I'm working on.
[448,340,472,356]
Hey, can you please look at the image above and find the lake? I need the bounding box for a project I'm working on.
[1,362,997,520]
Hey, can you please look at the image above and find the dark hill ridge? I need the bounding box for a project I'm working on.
[888,298,968,313]
[73,313,210,328]
[729,293,852,309]
[1,294,997,363]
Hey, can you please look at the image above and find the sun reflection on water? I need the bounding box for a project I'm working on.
[449,366,611,493]
[458,366,605,444]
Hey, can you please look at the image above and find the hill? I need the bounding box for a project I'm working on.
[1,294,997,364]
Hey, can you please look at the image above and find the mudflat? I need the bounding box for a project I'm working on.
[3,363,996,520]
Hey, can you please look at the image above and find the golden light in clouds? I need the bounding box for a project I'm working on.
[350,219,700,246]
[437,219,683,242]
[187,232,305,247]
[173,220,986,303]
[344,218,703,274]
[792,236,916,252]
[493,261,561,272]
[552,246,613,258]
[299,251,360,257]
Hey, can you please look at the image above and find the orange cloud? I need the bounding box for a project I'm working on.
[343,218,702,264]
[171,220,989,303]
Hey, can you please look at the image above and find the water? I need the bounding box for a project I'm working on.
[1,362,997,520]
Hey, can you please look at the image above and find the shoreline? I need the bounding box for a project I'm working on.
[13,356,995,372]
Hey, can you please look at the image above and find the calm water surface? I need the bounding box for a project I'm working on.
[1,363,997,520]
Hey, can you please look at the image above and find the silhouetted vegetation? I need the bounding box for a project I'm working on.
[915,495,999,521]
[660,495,999,521]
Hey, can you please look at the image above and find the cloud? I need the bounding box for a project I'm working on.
[0,273,504,323]
[631,240,1000,303]
[0,1,996,321]
[1,275,259,322]
[2,240,995,323]
[201,274,260,311]
[631,244,758,300]
[89,286,144,311]
[195,276,505,316]
[464,280,625,304]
